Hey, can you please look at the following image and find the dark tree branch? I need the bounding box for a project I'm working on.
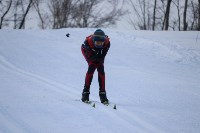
[19,0,33,29]
[0,0,12,29]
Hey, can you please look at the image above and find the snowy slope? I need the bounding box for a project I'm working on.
[0,29,200,133]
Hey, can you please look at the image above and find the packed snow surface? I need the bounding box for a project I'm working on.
[0,29,200,133]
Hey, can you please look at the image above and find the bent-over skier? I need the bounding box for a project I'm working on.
[81,29,110,104]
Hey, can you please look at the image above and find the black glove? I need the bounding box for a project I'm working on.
[89,49,104,62]
[82,44,90,57]
[92,49,103,57]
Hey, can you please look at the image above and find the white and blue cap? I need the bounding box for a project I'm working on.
[93,29,106,42]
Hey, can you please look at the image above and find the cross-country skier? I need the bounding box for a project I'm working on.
[81,29,110,104]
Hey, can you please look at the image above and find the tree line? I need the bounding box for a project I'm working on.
[0,0,125,29]
[128,0,200,30]
[0,0,199,30]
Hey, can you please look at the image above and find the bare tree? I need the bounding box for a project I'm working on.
[49,0,74,28]
[34,0,44,29]
[85,0,125,28]
[128,0,176,30]
[19,0,33,29]
[152,0,157,30]
[173,0,181,31]
[198,0,200,30]
[126,0,200,31]
[128,0,152,30]
[0,0,12,29]
[48,0,125,29]
[13,0,26,29]
[33,0,49,29]
[186,0,199,30]
[159,0,166,30]
[164,0,172,30]
[141,0,147,30]
[128,0,143,29]
[190,1,195,30]
[183,0,188,31]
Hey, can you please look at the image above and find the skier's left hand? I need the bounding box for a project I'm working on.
[92,49,103,57]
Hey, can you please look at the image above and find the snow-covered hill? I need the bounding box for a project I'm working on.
[0,29,200,133]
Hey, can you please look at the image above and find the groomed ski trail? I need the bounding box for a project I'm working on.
[0,54,80,99]
[0,53,164,133]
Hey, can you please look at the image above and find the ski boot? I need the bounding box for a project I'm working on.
[81,89,90,103]
[99,91,109,104]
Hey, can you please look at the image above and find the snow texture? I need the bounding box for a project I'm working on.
[0,29,200,133]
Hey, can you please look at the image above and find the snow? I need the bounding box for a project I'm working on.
[0,28,200,133]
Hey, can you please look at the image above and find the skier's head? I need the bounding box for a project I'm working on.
[93,29,106,48]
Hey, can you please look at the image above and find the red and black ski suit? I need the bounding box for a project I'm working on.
[81,35,110,92]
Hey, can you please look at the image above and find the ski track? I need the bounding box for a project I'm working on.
[95,104,164,133]
[0,108,37,133]
[0,53,164,133]
[0,54,79,99]
[118,108,164,133]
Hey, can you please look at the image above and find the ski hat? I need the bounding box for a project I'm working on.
[93,29,106,42]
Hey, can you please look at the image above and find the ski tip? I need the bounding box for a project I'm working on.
[113,104,117,110]
[92,103,95,108]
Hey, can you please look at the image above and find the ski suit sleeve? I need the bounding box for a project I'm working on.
[102,42,110,57]
[81,40,95,62]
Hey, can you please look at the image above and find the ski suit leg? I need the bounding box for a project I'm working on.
[84,63,96,90]
[97,63,105,92]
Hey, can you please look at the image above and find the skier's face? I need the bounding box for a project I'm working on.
[94,41,104,47]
